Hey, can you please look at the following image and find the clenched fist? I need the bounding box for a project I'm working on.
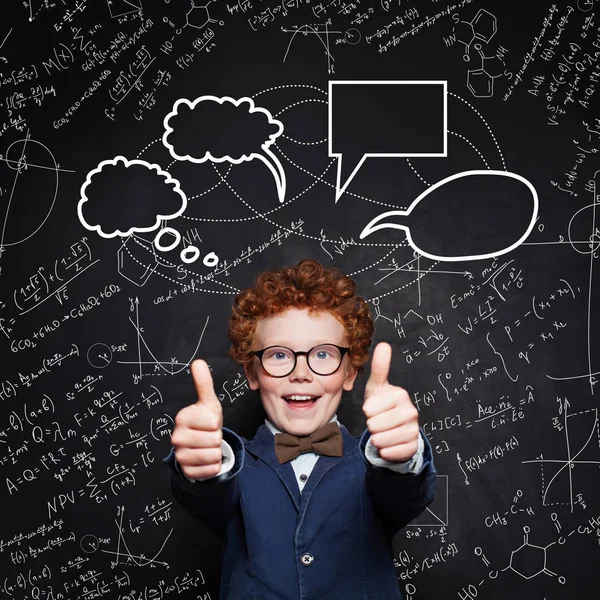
[171,359,224,480]
[362,342,420,463]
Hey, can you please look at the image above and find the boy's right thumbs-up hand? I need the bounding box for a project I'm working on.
[171,359,224,480]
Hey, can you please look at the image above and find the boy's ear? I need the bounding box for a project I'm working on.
[244,363,260,391]
[343,364,359,392]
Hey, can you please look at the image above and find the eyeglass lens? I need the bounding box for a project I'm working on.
[261,344,343,376]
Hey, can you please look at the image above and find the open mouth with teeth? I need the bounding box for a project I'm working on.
[282,395,320,409]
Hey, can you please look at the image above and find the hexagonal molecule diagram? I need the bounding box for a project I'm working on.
[505,527,565,583]
[444,9,508,98]
[186,0,224,30]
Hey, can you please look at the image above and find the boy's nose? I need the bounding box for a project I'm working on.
[290,355,313,381]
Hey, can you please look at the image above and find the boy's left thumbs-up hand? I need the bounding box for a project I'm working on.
[362,342,420,463]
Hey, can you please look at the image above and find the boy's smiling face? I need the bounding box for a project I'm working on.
[244,308,358,437]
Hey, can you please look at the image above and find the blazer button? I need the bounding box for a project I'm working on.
[300,553,314,566]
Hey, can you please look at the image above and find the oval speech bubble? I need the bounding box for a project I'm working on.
[359,170,538,262]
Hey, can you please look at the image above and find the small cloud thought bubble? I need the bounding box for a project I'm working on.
[162,95,287,202]
[78,156,187,239]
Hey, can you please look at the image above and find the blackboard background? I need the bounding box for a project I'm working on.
[1,0,599,598]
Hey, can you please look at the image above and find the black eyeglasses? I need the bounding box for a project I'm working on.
[251,344,350,377]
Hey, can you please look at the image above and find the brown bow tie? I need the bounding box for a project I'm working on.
[274,421,343,464]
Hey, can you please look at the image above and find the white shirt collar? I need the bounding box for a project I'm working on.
[264,414,340,436]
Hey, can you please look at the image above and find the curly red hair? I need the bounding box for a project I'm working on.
[228,259,373,373]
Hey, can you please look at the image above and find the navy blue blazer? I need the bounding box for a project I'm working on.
[165,423,436,600]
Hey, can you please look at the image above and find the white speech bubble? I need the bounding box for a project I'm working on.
[329,80,448,202]
[359,169,539,262]
[163,95,287,203]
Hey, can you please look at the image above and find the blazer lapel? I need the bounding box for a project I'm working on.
[298,425,358,512]
[246,424,302,511]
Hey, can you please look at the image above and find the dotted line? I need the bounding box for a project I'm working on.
[281,133,327,146]
[136,138,161,159]
[252,84,327,98]
[186,163,231,201]
[30,2,46,21]
[565,407,600,450]
[210,161,401,247]
[153,265,237,294]
[179,141,403,221]
[274,97,327,117]
[406,159,429,186]
[138,372,174,378]
[178,144,400,231]
[567,407,597,418]
[272,145,335,205]
[181,155,333,223]
[274,143,405,210]
[274,145,337,202]
[540,458,545,503]
[150,269,237,295]
[126,235,237,294]
[209,277,242,293]
[172,285,237,295]
[449,130,490,169]
[347,244,405,277]
[448,91,506,170]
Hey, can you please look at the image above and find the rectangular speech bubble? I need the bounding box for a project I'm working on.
[329,80,447,201]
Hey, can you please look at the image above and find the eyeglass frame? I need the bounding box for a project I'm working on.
[250,344,350,378]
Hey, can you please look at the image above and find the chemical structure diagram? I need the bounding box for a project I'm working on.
[458,524,567,599]
[500,526,565,582]
[444,9,509,98]
[185,0,224,30]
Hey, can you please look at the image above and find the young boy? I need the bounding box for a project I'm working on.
[165,259,436,600]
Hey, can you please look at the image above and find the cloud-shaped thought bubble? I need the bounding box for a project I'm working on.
[162,95,286,202]
[360,170,538,262]
[78,156,187,239]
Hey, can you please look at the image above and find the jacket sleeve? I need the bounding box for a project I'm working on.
[163,427,246,539]
[360,427,436,544]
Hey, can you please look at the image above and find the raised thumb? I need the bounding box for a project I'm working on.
[191,359,221,410]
